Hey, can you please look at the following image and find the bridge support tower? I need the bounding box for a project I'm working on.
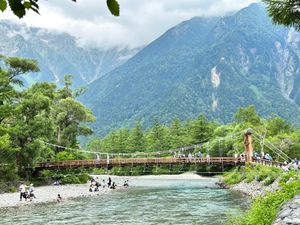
[244,128,253,162]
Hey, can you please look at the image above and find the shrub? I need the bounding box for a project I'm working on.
[78,173,89,184]
[244,172,256,183]
[224,171,244,185]
[7,186,17,193]
[61,175,81,184]
[152,166,169,175]
[56,151,75,160]
[263,175,276,186]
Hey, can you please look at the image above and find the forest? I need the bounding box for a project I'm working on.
[1,55,300,186]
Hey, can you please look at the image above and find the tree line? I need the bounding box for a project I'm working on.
[87,105,300,161]
[0,55,95,180]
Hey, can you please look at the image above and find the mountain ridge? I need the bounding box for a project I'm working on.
[82,3,300,135]
[0,20,140,87]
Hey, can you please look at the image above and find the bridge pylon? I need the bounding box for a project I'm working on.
[244,128,253,162]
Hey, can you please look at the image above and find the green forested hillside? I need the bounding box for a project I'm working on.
[82,3,300,136]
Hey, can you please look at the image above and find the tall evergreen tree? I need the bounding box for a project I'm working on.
[147,120,169,151]
[191,114,214,144]
[129,121,145,152]
[169,118,185,148]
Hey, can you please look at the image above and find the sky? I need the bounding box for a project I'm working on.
[0,0,259,49]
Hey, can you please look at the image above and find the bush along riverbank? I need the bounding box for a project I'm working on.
[223,164,300,225]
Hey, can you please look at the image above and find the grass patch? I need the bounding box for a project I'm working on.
[223,164,282,186]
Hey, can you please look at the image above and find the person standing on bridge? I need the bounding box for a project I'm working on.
[198,152,202,158]
[96,154,100,164]
[188,153,193,162]
[206,153,210,163]
[107,154,110,165]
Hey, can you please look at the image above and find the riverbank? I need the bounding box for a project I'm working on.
[222,178,280,198]
[0,183,112,209]
[0,172,212,209]
[0,175,129,209]
[221,164,300,225]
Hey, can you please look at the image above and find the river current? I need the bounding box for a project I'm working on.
[0,175,248,225]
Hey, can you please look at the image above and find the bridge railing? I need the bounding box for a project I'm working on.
[252,158,285,168]
[34,156,245,170]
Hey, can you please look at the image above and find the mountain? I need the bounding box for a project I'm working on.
[82,3,300,135]
[0,20,140,87]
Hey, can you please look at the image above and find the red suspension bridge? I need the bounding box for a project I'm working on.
[32,129,290,171]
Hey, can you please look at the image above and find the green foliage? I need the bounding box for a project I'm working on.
[223,168,244,185]
[61,175,81,184]
[7,186,17,193]
[129,121,146,151]
[152,166,170,175]
[191,114,215,144]
[234,105,261,127]
[106,0,119,16]
[56,151,75,160]
[0,0,7,12]
[279,170,299,185]
[223,164,282,186]
[147,120,170,151]
[78,173,89,183]
[0,0,120,18]
[263,0,300,30]
[39,169,89,184]
[0,55,95,181]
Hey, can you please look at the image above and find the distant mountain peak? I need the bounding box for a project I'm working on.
[0,20,140,87]
[82,3,300,135]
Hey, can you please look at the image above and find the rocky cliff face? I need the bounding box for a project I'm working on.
[81,3,300,135]
[275,29,300,105]
[0,20,140,87]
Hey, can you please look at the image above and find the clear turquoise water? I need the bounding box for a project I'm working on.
[0,177,248,225]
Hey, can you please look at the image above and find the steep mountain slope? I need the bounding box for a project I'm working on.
[83,3,300,135]
[0,21,139,87]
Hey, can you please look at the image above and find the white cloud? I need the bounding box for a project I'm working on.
[0,0,259,48]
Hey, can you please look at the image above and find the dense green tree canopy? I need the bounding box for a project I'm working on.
[263,0,300,30]
[0,55,96,178]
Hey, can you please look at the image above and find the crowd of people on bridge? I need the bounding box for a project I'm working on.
[252,151,299,170]
[282,159,300,171]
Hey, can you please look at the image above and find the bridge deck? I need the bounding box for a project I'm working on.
[34,157,245,170]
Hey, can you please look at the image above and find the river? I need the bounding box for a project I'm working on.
[0,174,248,225]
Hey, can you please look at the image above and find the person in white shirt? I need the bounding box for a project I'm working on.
[19,183,27,201]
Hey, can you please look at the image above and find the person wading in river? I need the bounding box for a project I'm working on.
[19,183,28,201]
[108,177,112,187]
